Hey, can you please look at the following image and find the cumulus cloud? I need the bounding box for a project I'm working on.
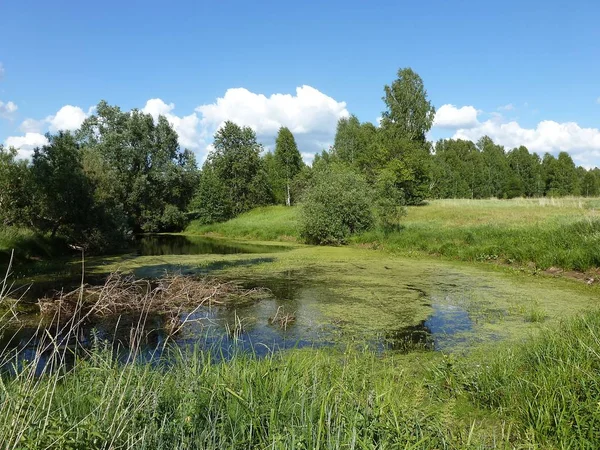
[142,99,202,151]
[4,133,49,159]
[0,100,18,118]
[196,85,349,159]
[433,104,479,129]
[453,120,600,167]
[4,86,349,164]
[19,118,46,133]
[46,105,88,133]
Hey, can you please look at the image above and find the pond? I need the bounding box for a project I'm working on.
[1,234,596,372]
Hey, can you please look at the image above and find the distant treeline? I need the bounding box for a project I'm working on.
[1,68,598,250]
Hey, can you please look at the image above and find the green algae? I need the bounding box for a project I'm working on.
[84,239,600,351]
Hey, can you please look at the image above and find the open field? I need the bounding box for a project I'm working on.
[186,198,600,271]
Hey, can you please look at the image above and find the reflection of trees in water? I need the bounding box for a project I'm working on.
[385,321,434,353]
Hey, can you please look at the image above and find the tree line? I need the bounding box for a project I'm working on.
[1,68,599,250]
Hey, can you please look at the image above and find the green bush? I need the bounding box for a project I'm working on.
[299,166,374,245]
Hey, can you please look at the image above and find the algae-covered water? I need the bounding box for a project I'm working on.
[2,235,599,369]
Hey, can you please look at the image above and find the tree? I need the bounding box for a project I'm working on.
[506,146,544,197]
[377,68,435,204]
[477,136,510,198]
[192,121,272,223]
[30,132,95,238]
[77,101,198,232]
[300,165,374,245]
[543,152,579,196]
[581,169,599,197]
[0,145,32,227]
[333,115,364,165]
[380,68,436,143]
[274,127,303,206]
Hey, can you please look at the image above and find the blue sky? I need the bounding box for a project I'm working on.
[1,0,599,165]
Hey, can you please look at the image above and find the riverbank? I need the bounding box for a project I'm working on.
[186,197,600,273]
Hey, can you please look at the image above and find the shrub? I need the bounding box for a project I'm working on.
[299,166,374,245]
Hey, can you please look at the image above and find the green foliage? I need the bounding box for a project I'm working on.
[273,126,303,206]
[192,122,272,224]
[356,198,600,271]
[380,67,436,143]
[467,312,600,447]
[300,166,374,244]
[0,145,32,227]
[78,101,198,233]
[30,132,96,238]
[374,162,408,231]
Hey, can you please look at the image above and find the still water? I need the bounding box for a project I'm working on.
[1,235,482,372]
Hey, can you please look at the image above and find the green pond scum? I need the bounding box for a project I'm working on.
[78,240,600,350]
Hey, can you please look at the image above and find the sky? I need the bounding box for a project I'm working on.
[1,0,599,166]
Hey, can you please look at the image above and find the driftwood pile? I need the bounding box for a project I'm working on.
[37,273,268,320]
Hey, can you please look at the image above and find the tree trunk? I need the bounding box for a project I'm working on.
[286,181,291,207]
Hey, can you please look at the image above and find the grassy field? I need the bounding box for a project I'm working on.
[186,205,299,241]
[185,198,600,271]
[4,199,600,448]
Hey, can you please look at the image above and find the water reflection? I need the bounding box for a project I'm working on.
[135,235,290,256]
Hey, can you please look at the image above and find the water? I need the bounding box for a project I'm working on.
[134,234,290,256]
[1,235,484,372]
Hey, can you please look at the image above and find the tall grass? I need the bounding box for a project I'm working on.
[466,312,600,448]
[357,217,600,270]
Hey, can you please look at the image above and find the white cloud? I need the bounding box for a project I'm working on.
[196,85,349,160]
[3,86,349,164]
[19,118,46,133]
[142,98,202,151]
[498,103,514,111]
[0,100,18,118]
[0,63,4,81]
[46,105,88,132]
[4,133,49,159]
[453,120,600,167]
[433,104,479,129]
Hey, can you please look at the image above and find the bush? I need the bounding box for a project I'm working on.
[299,166,374,245]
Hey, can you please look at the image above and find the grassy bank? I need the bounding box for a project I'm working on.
[360,197,600,271]
[185,198,600,271]
[186,205,299,241]
[3,308,600,448]
[0,226,69,268]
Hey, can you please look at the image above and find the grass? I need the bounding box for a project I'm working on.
[186,205,300,241]
[185,198,600,271]
[465,312,600,447]
[3,223,600,447]
[356,197,600,271]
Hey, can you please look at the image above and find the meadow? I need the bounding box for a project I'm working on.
[187,197,600,272]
